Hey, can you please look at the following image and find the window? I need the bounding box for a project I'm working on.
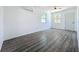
[41,12,47,23]
[54,14,61,23]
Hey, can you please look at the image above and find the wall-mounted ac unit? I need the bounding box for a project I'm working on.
[22,6,33,12]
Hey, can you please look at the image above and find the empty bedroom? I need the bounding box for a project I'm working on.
[0,6,79,52]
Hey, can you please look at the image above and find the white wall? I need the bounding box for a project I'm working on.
[51,7,77,31]
[77,7,79,49]
[4,6,50,40]
[0,7,3,50]
[63,7,77,31]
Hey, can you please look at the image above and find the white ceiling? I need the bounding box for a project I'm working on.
[39,6,73,10]
[22,6,75,12]
[38,6,76,12]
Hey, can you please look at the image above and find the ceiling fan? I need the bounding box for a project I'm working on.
[53,6,62,10]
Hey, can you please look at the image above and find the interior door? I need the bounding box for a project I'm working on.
[65,11,75,31]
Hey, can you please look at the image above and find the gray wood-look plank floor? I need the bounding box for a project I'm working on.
[1,29,78,52]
